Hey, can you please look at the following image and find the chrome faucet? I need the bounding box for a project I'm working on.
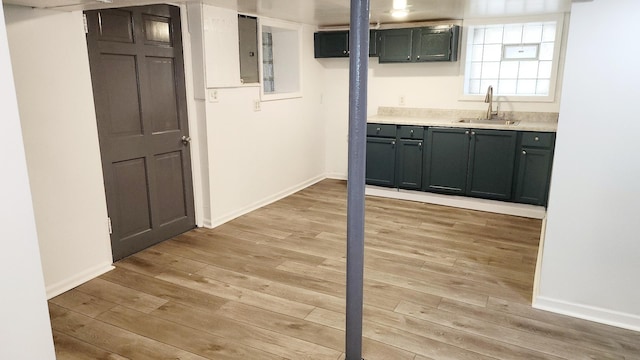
[484,85,499,119]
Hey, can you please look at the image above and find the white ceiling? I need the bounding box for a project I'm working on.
[2,0,572,26]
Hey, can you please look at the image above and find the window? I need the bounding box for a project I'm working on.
[258,19,302,101]
[463,17,563,100]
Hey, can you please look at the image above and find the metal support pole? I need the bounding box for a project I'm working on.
[345,0,370,359]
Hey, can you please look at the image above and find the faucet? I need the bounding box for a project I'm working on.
[484,85,499,120]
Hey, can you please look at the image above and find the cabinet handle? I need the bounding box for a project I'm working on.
[522,150,527,155]
[471,131,476,136]
[391,141,396,147]
[376,127,381,133]
[534,136,540,141]
[417,55,420,60]
[465,130,469,135]
[410,129,414,134]
[407,55,410,60]
[419,142,423,150]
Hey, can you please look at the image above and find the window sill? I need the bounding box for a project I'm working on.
[261,91,302,102]
[459,94,556,103]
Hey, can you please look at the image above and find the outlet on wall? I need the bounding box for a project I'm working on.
[208,89,219,103]
[399,95,406,106]
[254,99,261,112]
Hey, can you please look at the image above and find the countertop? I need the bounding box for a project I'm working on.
[368,107,558,132]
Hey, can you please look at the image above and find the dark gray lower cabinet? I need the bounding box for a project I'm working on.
[366,137,396,187]
[515,132,555,205]
[424,128,517,200]
[423,127,469,194]
[366,123,553,206]
[396,139,423,189]
[467,130,517,200]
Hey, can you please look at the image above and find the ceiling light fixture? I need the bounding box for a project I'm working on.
[391,9,409,18]
[392,0,407,10]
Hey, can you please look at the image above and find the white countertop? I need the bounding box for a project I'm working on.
[368,114,557,132]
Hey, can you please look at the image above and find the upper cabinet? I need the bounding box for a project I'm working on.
[313,30,379,58]
[378,25,460,63]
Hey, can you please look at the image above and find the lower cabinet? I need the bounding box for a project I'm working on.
[424,127,516,200]
[423,127,469,194]
[467,129,517,200]
[514,132,555,205]
[365,123,553,205]
[366,124,397,186]
[396,126,424,189]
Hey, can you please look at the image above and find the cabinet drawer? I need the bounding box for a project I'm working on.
[521,132,554,148]
[398,126,424,139]
[367,124,397,138]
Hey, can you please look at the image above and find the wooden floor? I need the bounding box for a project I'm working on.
[49,179,640,360]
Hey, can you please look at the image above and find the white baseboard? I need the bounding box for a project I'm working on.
[207,174,326,229]
[45,261,114,299]
[325,172,347,180]
[366,186,547,219]
[534,296,640,332]
[532,215,547,303]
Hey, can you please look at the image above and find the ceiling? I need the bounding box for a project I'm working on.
[3,0,572,26]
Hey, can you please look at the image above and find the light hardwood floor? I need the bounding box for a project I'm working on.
[49,179,640,359]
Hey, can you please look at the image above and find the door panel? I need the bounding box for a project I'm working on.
[155,151,188,225]
[86,5,195,261]
[101,55,142,136]
[97,9,134,43]
[146,57,180,133]
[112,158,152,239]
[366,137,396,187]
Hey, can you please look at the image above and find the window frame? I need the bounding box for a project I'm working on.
[459,14,565,103]
[257,17,303,101]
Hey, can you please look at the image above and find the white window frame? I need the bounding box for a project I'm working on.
[459,14,565,103]
[257,17,303,101]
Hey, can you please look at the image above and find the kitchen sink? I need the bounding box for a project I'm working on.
[456,118,520,126]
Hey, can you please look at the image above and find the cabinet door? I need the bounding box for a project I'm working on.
[423,127,470,194]
[413,27,453,62]
[369,30,378,57]
[366,137,396,187]
[467,130,517,200]
[397,139,423,190]
[378,28,413,63]
[314,31,349,58]
[515,148,552,205]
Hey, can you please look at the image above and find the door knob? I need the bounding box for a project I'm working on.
[181,135,192,145]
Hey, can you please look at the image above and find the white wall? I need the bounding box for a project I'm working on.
[5,6,114,298]
[321,17,568,178]
[193,7,327,227]
[536,0,640,331]
[0,4,55,358]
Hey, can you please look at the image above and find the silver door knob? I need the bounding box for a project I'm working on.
[181,135,191,145]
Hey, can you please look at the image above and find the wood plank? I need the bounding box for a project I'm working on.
[76,278,168,313]
[52,330,129,360]
[49,304,206,360]
[49,288,118,318]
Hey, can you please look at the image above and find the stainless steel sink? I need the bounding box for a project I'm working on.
[456,118,520,126]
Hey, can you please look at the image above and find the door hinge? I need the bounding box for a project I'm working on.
[107,217,113,235]
[83,14,88,34]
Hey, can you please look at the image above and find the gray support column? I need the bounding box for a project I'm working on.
[345,0,370,359]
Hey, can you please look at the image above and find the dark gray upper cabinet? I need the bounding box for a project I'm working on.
[378,25,460,63]
[423,127,470,194]
[413,26,460,62]
[515,132,556,205]
[313,30,379,58]
[466,130,517,200]
[314,31,349,58]
[378,28,413,62]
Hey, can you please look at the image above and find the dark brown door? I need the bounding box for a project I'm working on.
[85,5,195,261]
